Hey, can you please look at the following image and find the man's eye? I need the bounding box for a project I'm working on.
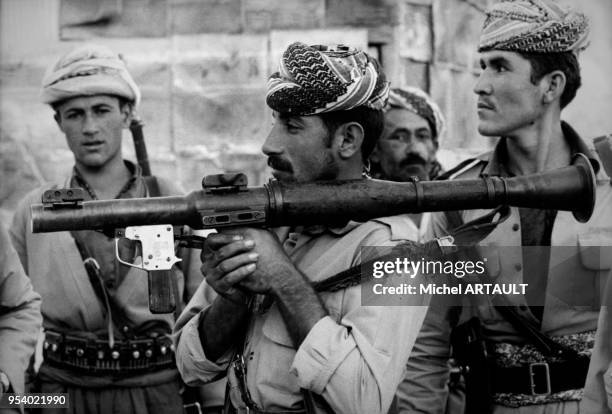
[389,131,409,142]
[286,123,300,131]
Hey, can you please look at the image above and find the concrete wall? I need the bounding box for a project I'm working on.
[1,0,610,223]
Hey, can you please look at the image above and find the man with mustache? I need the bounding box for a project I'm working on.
[9,44,198,414]
[398,1,612,413]
[173,42,430,414]
[369,86,446,240]
[370,87,445,184]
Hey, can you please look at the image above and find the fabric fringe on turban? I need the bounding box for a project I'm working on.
[41,44,141,106]
[478,0,590,54]
[266,43,389,115]
[386,87,445,145]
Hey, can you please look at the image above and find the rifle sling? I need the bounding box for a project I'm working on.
[70,231,121,347]
[312,206,509,294]
[444,208,581,360]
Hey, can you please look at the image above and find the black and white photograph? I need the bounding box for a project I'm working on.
[0,0,611,413]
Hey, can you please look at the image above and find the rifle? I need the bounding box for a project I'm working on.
[31,154,596,313]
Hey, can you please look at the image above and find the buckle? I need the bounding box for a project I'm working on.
[436,236,457,254]
[183,402,202,414]
[529,362,551,396]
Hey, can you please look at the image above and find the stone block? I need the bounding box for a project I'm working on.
[0,93,64,156]
[244,0,325,32]
[171,34,268,87]
[400,59,429,91]
[1,0,60,61]
[169,0,242,34]
[172,87,270,154]
[432,0,483,69]
[60,0,168,38]
[131,88,173,154]
[397,2,432,62]
[430,65,491,151]
[0,133,45,212]
[326,0,395,27]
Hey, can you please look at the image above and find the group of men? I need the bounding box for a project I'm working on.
[1,0,611,414]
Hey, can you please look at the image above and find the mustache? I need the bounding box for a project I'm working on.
[267,156,294,173]
[400,153,428,167]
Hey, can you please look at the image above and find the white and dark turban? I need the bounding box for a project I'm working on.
[266,42,389,115]
[41,44,140,106]
[386,87,445,146]
[478,0,590,54]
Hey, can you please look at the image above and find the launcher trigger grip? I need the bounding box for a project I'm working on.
[114,225,182,271]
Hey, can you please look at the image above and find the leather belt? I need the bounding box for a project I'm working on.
[43,330,175,374]
[492,357,590,396]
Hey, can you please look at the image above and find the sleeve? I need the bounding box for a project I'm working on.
[8,191,36,273]
[0,222,42,395]
[581,270,612,413]
[172,279,233,386]
[394,212,456,413]
[292,303,429,414]
[426,211,451,240]
[290,222,429,414]
[395,296,455,414]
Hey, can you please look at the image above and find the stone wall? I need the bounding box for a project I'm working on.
[1,0,610,223]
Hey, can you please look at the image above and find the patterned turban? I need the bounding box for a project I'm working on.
[41,44,140,106]
[478,0,590,54]
[386,87,445,145]
[266,42,389,115]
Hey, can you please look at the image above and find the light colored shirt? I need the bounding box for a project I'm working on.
[397,126,612,414]
[0,221,42,397]
[582,270,612,414]
[174,217,429,413]
[9,163,199,387]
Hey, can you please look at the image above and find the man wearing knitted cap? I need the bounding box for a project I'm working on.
[369,86,446,241]
[398,1,612,413]
[9,44,194,414]
[173,42,429,413]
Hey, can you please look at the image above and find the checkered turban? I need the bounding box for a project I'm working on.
[386,87,445,145]
[41,44,140,106]
[266,42,390,115]
[478,0,590,54]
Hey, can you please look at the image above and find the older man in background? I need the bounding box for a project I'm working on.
[369,86,445,240]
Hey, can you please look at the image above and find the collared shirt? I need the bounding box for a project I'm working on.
[0,222,42,396]
[9,162,196,387]
[397,122,612,413]
[174,216,429,413]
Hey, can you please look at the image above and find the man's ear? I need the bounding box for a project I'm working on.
[335,122,364,160]
[53,112,65,132]
[542,70,566,105]
[120,102,134,128]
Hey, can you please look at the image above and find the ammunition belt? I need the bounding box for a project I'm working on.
[43,330,176,374]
